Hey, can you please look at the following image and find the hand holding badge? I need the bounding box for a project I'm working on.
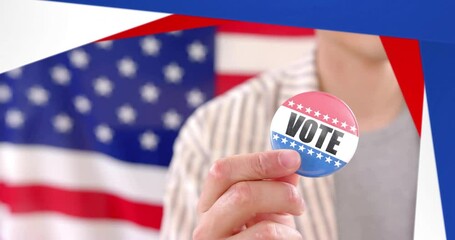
[270,91,359,177]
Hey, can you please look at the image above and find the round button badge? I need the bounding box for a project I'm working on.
[270,91,359,177]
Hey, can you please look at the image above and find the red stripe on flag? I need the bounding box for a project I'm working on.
[219,22,314,36]
[0,182,162,230]
[215,74,255,96]
[380,36,424,136]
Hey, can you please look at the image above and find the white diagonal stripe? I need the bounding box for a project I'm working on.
[413,89,446,240]
[0,0,169,74]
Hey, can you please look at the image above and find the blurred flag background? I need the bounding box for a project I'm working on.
[0,22,313,240]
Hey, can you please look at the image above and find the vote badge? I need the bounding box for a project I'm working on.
[270,92,359,177]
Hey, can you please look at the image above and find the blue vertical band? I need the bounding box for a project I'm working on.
[420,40,455,239]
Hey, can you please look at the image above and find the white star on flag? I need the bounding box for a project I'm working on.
[50,65,71,85]
[94,76,114,97]
[95,124,113,143]
[140,36,161,56]
[162,109,182,130]
[273,134,280,140]
[6,68,22,79]
[163,62,184,84]
[323,114,330,121]
[27,86,49,106]
[314,111,321,117]
[350,125,357,132]
[305,107,312,114]
[117,104,137,124]
[69,49,90,69]
[117,57,137,78]
[187,41,207,62]
[290,141,296,148]
[0,28,217,232]
[53,114,73,133]
[332,118,339,125]
[307,149,314,155]
[140,83,160,103]
[0,84,12,103]
[298,145,305,152]
[167,31,182,36]
[95,40,113,50]
[5,109,24,129]
[73,96,91,114]
[140,131,159,150]
[186,89,205,108]
[297,104,303,110]
[316,153,323,159]
[334,161,342,168]
[288,100,295,107]
[281,138,288,144]
[325,156,332,163]
[341,122,348,128]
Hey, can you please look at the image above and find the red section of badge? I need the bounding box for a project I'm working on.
[282,92,359,136]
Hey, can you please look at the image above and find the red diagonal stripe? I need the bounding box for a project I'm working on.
[0,182,162,230]
[218,22,314,36]
[99,14,234,41]
[381,36,424,136]
[99,14,314,42]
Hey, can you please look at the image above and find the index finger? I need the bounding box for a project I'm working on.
[198,150,301,213]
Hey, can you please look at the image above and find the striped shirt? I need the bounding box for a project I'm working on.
[160,48,338,240]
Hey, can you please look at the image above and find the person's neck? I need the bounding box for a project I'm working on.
[315,39,404,133]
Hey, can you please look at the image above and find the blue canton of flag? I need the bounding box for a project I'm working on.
[0,27,215,167]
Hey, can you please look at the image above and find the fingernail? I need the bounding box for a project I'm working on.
[278,151,300,169]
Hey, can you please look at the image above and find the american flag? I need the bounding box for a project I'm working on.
[0,23,313,239]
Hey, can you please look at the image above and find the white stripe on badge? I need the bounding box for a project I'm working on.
[270,106,359,163]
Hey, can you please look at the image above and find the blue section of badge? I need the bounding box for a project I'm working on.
[271,131,346,177]
[420,40,455,239]
[52,0,455,44]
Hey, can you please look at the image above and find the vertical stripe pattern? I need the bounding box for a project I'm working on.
[160,50,337,240]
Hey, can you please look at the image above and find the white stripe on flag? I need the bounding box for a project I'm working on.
[216,33,315,74]
[0,203,159,240]
[0,143,167,204]
[413,89,446,240]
